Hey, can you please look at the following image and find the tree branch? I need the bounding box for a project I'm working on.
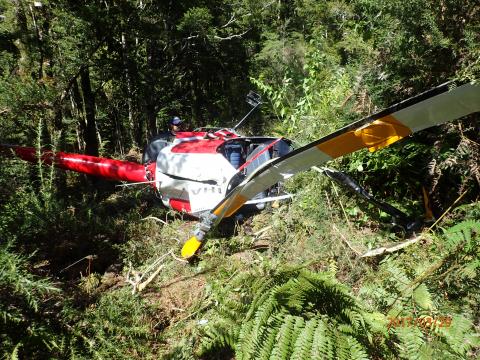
[214,29,250,41]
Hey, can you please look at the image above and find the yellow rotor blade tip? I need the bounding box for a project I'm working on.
[181,236,202,259]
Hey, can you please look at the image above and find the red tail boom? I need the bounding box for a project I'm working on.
[4,145,147,183]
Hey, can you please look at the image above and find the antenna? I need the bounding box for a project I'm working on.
[232,91,262,131]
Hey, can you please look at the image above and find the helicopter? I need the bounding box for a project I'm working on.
[2,91,294,216]
[2,81,479,259]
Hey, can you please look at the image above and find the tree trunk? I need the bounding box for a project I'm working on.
[71,80,86,152]
[12,0,30,77]
[80,68,99,156]
[121,32,136,145]
[145,39,158,138]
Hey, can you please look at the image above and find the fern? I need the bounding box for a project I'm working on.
[394,326,426,360]
[443,220,480,252]
[310,318,334,359]
[438,314,480,356]
[9,343,21,360]
[336,334,369,360]
[269,315,299,360]
[358,221,480,359]
[200,268,383,359]
[199,324,238,355]
[290,318,318,360]
[459,258,480,279]
[255,318,282,360]
[202,219,480,359]
[412,284,433,310]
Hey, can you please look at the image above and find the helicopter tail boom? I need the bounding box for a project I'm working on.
[2,145,147,183]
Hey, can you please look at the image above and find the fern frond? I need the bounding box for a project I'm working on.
[443,220,480,252]
[204,268,382,360]
[310,318,334,359]
[382,258,411,292]
[336,334,369,360]
[236,317,256,360]
[342,308,366,331]
[199,325,238,356]
[254,318,282,360]
[459,259,480,279]
[251,290,280,330]
[246,268,301,319]
[412,284,433,310]
[439,314,478,356]
[394,326,425,360]
[290,318,317,360]
[9,343,21,360]
[269,314,298,360]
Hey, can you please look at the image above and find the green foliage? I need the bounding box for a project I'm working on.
[1,1,479,359]
[442,219,480,252]
[177,7,214,36]
[200,268,386,359]
[67,288,155,359]
[0,241,61,358]
[0,237,157,359]
[359,220,480,359]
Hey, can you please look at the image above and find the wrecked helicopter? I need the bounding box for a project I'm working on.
[2,82,479,259]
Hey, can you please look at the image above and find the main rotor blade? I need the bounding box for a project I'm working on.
[215,82,479,219]
[181,81,479,258]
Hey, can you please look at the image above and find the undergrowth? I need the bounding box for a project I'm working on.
[2,145,479,359]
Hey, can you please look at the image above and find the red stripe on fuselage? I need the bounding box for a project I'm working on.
[171,139,225,153]
[237,138,282,172]
[174,131,208,139]
[169,198,191,212]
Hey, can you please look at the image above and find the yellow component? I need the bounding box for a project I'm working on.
[181,236,203,259]
[422,186,434,222]
[353,117,411,152]
[213,194,248,218]
[317,115,412,157]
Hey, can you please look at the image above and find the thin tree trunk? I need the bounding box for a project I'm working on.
[71,81,86,152]
[12,0,30,77]
[145,40,158,138]
[121,32,135,145]
[80,68,99,156]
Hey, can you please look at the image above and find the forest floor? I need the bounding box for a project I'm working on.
[2,165,479,359]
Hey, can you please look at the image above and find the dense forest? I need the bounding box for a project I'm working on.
[0,0,479,359]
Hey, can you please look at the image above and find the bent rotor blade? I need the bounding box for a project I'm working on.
[181,81,480,258]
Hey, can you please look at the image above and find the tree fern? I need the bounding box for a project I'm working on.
[394,326,427,360]
[236,316,256,359]
[199,324,238,356]
[459,258,480,279]
[438,314,480,357]
[336,334,369,360]
[202,217,480,360]
[412,284,433,310]
[358,221,480,359]
[255,318,282,360]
